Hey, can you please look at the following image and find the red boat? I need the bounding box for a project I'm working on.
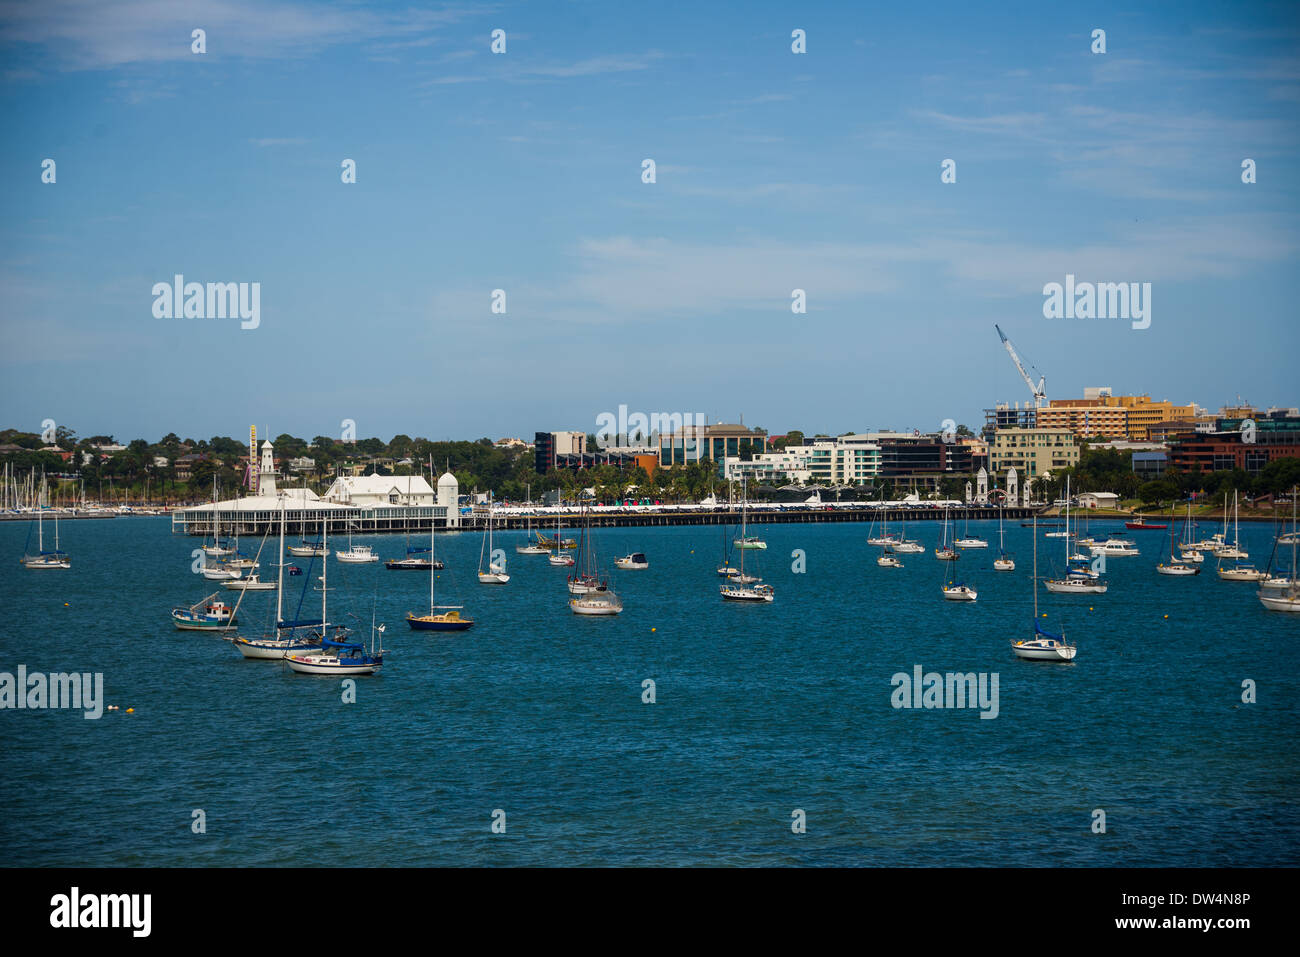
[1125,519,1168,530]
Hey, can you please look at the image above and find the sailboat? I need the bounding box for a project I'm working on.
[1217,490,1266,580]
[201,478,234,557]
[934,505,958,560]
[893,508,924,553]
[407,516,474,631]
[223,532,277,589]
[386,525,443,570]
[516,512,550,554]
[867,497,898,547]
[993,503,1015,570]
[231,502,329,659]
[477,504,510,583]
[721,483,774,602]
[1259,487,1300,612]
[547,512,576,566]
[1012,516,1078,661]
[20,497,71,569]
[1046,478,1107,594]
[716,523,739,576]
[1177,502,1204,563]
[874,507,903,566]
[954,509,988,548]
[567,503,609,594]
[941,506,977,599]
[287,620,385,675]
[1156,501,1200,576]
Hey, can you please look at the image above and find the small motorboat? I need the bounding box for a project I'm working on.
[893,540,924,554]
[955,537,988,549]
[734,536,766,550]
[223,574,276,590]
[615,552,649,569]
[171,594,237,631]
[548,553,576,567]
[993,556,1016,571]
[1125,519,1168,530]
[1156,561,1200,576]
[336,544,379,564]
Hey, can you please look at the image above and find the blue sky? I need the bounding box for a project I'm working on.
[2,0,1298,444]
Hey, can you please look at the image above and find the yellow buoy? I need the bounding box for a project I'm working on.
[651,627,656,632]
[64,602,69,606]
[126,707,134,713]
[1163,614,1169,619]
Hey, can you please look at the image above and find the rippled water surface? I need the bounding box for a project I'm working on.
[2,515,1296,866]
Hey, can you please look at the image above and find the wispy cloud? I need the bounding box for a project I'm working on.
[249,137,308,148]
[0,0,487,70]
[423,50,666,86]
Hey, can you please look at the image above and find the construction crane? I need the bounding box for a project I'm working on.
[995,324,1046,408]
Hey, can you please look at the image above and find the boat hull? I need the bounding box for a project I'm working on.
[234,638,323,659]
[407,615,474,631]
[1043,579,1108,594]
[1012,639,1077,661]
[285,655,381,675]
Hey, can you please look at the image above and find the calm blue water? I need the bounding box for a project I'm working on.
[2,515,1297,866]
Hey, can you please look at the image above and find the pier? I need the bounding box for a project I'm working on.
[169,503,1043,536]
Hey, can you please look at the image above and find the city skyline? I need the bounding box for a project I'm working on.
[3,0,1298,440]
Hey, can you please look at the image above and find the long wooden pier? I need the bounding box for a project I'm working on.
[170,504,1043,536]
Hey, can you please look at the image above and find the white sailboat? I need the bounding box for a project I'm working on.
[516,512,550,554]
[954,510,987,548]
[1217,491,1265,580]
[1012,515,1078,661]
[1260,487,1300,612]
[477,504,510,583]
[993,503,1015,571]
[201,478,234,557]
[1046,477,1107,594]
[232,502,327,659]
[721,483,774,602]
[548,512,575,566]
[1157,502,1200,576]
[934,505,958,560]
[20,495,71,569]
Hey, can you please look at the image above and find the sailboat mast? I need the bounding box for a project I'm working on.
[429,507,436,609]
[276,501,285,626]
[321,515,328,626]
[1033,514,1039,620]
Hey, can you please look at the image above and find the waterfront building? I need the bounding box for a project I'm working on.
[324,472,436,507]
[658,422,766,470]
[988,427,1079,479]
